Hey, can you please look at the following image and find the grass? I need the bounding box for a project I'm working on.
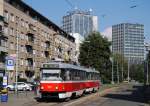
[99,83,122,92]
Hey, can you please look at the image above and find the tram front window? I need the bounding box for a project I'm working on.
[42,69,62,81]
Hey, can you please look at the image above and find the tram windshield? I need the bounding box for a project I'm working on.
[41,69,62,81]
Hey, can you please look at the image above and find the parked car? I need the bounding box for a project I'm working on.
[26,82,35,90]
[6,82,32,91]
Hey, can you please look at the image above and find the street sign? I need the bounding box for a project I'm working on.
[3,76,8,87]
[6,56,15,70]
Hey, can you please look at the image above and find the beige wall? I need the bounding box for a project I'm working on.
[0,0,3,16]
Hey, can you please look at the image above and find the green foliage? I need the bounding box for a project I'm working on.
[79,32,111,83]
[130,64,144,82]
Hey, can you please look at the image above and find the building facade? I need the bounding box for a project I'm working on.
[0,0,75,83]
[112,23,144,64]
[71,33,84,64]
[62,10,98,38]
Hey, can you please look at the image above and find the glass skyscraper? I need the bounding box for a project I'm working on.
[112,23,144,64]
[62,10,98,37]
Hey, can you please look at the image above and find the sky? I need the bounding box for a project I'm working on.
[24,0,150,42]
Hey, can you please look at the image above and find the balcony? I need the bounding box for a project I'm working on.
[26,33,34,45]
[0,63,5,69]
[0,46,8,52]
[0,28,8,38]
[26,52,33,58]
[26,66,34,71]
[3,18,8,25]
[29,24,36,31]
[44,51,49,58]
[0,15,4,22]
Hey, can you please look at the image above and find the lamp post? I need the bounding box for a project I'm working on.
[127,57,130,83]
[145,43,149,85]
[146,59,149,85]
[15,25,19,93]
[110,57,114,84]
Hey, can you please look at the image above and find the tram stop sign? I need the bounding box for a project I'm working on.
[6,56,15,70]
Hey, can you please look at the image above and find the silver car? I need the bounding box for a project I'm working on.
[7,82,32,91]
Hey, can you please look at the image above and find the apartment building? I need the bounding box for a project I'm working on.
[0,0,75,82]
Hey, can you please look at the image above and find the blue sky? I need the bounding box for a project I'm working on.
[24,0,150,41]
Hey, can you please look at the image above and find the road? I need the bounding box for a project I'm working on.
[0,84,149,106]
[68,84,148,106]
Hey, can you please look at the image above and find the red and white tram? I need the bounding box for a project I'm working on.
[39,62,100,99]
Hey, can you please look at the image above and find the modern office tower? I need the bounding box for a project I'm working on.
[62,10,98,38]
[112,23,144,64]
[0,0,75,82]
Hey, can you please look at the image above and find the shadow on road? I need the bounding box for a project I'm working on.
[103,85,150,104]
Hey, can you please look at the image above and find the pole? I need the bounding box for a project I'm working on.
[15,28,19,93]
[111,57,114,84]
[117,61,119,84]
[127,58,130,83]
[146,57,149,85]
[122,66,124,81]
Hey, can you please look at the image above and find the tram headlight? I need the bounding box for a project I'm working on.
[41,86,44,89]
[62,86,65,90]
[55,86,58,90]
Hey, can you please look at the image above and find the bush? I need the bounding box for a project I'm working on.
[18,78,27,82]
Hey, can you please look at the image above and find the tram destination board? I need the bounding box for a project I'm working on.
[43,64,59,68]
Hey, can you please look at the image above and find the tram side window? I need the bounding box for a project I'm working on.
[87,73,91,80]
[60,69,71,81]
[65,70,70,81]
[60,69,65,80]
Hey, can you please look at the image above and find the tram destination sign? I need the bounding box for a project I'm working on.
[43,64,59,68]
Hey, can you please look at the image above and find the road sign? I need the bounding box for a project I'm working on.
[6,56,15,70]
[3,76,8,87]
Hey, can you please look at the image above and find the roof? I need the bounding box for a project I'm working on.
[42,62,100,73]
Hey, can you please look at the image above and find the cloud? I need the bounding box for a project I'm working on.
[101,27,112,41]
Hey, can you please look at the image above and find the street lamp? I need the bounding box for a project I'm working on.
[145,44,150,85]
[110,57,114,84]
[127,57,130,83]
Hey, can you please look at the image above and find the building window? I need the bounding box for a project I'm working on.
[4,27,9,35]
[4,10,9,21]
[10,42,14,50]
[20,59,24,65]
[21,45,24,52]
[9,28,14,36]
[21,19,25,27]
[10,13,15,22]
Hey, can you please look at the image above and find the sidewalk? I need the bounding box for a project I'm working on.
[0,91,37,106]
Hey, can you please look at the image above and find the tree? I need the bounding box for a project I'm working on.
[79,32,111,83]
[130,64,144,83]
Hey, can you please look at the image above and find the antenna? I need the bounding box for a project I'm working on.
[65,0,75,9]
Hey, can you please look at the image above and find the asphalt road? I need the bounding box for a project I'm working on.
[0,84,149,106]
[68,84,148,106]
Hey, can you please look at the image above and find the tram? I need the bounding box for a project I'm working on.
[39,61,100,99]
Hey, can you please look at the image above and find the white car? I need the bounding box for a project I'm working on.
[7,82,32,91]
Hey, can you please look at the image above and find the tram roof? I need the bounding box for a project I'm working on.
[42,62,99,73]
